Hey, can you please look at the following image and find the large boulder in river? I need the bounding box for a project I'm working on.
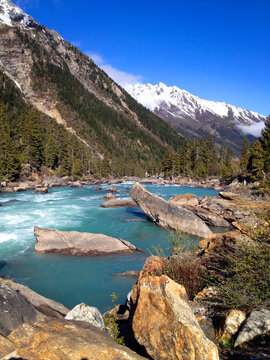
[131,275,219,360]
[34,227,137,255]
[130,182,212,238]
[8,319,146,360]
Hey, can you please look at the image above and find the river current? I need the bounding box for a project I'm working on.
[0,182,217,312]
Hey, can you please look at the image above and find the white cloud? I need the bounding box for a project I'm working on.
[87,53,104,65]
[237,121,265,137]
[86,52,142,88]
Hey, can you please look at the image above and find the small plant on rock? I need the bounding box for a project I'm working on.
[103,292,125,346]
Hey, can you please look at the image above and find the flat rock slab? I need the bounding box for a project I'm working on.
[130,182,212,238]
[34,227,137,255]
[8,281,69,318]
[100,199,138,208]
[183,205,230,227]
[8,319,146,360]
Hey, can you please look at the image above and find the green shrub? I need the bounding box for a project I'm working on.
[152,231,207,300]
[219,216,270,312]
[103,292,125,346]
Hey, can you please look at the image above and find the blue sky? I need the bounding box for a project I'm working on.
[16,0,270,115]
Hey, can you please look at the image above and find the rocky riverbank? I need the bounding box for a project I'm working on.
[0,175,232,194]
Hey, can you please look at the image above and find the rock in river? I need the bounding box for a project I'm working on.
[100,199,138,208]
[130,182,212,238]
[34,226,137,255]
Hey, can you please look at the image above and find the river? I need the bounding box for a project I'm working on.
[0,182,217,312]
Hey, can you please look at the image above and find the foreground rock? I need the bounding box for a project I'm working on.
[100,199,138,208]
[130,182,212,238]
[0,282,43,337]
[218,309,246,341]
[7,319,146,360]
[169,193,199,206]
[234,309,270,347]
[34,226,137,255]
[65,303,104,328]
[8,281,69,318]
[0,335,15,358]
[131,275,219,360]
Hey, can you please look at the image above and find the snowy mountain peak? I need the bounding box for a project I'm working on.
[126,82,266,132]
[0,0,39,29]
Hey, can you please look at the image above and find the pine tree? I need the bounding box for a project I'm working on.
[248,140,264,180]
[240,137,250,174]
[101,151,111,178]
[0,105,20,180]
[44,127,57,169]
[22,110,43,169]
[260,116,270,174]
[206,135,220,175]
[162,146,175,178]
[72,158,83,179]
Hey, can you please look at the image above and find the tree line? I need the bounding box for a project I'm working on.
[162,118,270,182]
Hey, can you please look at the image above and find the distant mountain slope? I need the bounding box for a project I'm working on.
[0,0,182,178]
[126,82,266,152]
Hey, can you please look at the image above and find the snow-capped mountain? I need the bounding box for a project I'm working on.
[126,82,266,150]
[0,0,40,29]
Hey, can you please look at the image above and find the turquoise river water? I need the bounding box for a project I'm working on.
[0,182,217,313]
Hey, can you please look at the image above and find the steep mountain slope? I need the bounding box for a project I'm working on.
[0,0,182,179]
[126,82,266,152]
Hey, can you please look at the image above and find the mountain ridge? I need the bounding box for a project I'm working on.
[126,82,266,151]
[0,0,183,179]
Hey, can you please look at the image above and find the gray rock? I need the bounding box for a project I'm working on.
[100,199,138,208]
[130,182,212,238]
[234,309,270,347]
[9,281,69,318]
[35,187,48,194]
[65,303,104,328]
[101,193,116,200]
[34,226,137,255]
[0,282,42,337]
[108,186,120,193]
[219,191,240,200]
[169,193,199,206]
[184,205,230,227]
[113,270,140,278]
[70,181,83,188]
